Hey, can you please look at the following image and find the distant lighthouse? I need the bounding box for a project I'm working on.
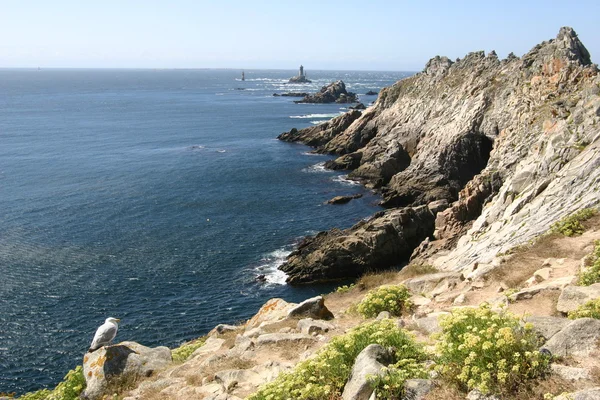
[288,65,312,83]
[241,71,245,81]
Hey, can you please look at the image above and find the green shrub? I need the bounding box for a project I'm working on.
[550,208,597,236]
[357,285,412,318]
[568,298,600,319]
[171,337,207,362]
[578,240,600,286]
[248,319,426,400]
[435,303,550,395]
[19,366,85,400]
[335,283,356,294]
[368,358,428,399]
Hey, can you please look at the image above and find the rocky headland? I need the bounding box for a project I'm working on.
[15,27,600,400]
[278,26,600,284]
[294,80,359,104]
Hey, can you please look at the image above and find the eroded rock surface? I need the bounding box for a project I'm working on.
[279,206,435,284]
[295,80,358,104]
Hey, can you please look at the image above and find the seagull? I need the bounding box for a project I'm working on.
[88,317,120,352]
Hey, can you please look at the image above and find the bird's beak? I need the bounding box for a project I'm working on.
[116,319,121,322]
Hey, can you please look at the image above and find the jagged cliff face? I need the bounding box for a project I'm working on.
[279,27,600,282]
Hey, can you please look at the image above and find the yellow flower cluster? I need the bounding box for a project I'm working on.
[357,285,412,318]
[578,240,600,286]
[249,319,426,400]
[568,297,600,319]
[435,303,549,395]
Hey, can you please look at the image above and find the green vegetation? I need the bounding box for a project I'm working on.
[578,240,600,286]
[335,283,356,294]
[435,303,550,395]
[171,337,207,362]
[248,319,426,400]
[18,366,85,400]
[568,298,600,320]
[357,285,412,318]
[550,208,597,237]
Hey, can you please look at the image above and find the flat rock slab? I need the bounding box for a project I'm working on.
[403,272,462,294]
[557,283,600,313]
[555,388,600,400]
[509,276,574,301]
[551,364,592,381]
[255,333,316,347]
[544,318,600,357]
[297,318,334,335]
[523,316,571,340]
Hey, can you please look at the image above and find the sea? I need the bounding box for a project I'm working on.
[0,68,411,394]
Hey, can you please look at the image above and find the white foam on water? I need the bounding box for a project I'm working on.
[332,174,361,186]
[217,149,227,153]
[289,113,341,119]
[255,248,291,285]
[302,161,330,173]
[301,152,321,156]
[310,120,326,125]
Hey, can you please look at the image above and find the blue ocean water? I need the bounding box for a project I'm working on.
[0,68,410,394]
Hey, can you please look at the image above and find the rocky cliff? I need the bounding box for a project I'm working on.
[279,27,600,283]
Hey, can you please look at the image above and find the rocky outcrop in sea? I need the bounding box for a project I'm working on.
[278,26,600,284]
[294,80,358,104]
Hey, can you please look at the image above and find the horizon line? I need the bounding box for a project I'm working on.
[0,66,419,73]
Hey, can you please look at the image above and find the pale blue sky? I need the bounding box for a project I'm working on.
[1,0,598,70]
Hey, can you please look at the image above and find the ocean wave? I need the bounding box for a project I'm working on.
[301,151,322,156]
[289,113,341,119]
[255,248,291,285]
[332,174,361,185]
[311,120,327,125]
[302,161,330,173]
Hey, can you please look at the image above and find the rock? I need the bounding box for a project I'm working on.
[350,103,366,110]
[508,276,574,301]
[327,193,363,204]
[411,295,431,306]
[191,337,225,358]
[342,344,394,400]
[557,284,600,313]
[554,388,600,400]
[210,324,239,336]
[453,293,466,305]
[273,92,309,97]
[413,316,441,334]
[534,267,552,281]
[376,311,391,320]
[544,318,600,357]
[466,389,500,400]
[287,296,334,320]
[82,341,171,400]
[255,333,316,347]
[523,316,570,340]
[551,364,592,381]
[404,379,434,400]
[365,90,378,96]
[278,110,363,148]
[404,272,462,294]
[288,75,312,84]
[280,206,436,284]
[295,81,358,104]
[245,298,294,329]
[297,318,334,335]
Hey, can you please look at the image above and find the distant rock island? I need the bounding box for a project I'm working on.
[288,65,312,83]
[294,80,358,104]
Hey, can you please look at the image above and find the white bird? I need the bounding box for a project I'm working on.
[88,317,120,352]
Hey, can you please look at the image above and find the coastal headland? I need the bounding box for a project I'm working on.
[15,27,600,400]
